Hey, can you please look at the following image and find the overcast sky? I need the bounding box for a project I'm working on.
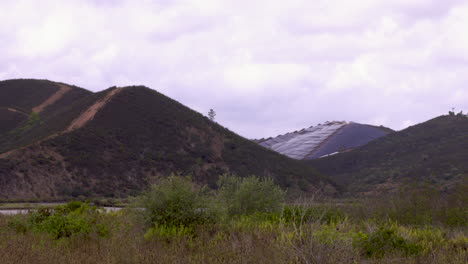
[1,0,467,138]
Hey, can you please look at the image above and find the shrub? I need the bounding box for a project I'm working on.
[363,184,468,227]
[12,111,42,135]
[144,224,193,240]
[217,174,285,217]
[8,201,108,239]
[281,205,346,225]
[138,174,219,230]
[354,225,422,258]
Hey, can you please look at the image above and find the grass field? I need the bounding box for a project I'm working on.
[1,213,466,264]
[0,184,466,264]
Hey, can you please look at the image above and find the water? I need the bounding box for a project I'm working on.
[0,209,30,215]
[0,206,123,215]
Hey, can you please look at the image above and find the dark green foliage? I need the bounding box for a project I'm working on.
[354,225,423,258]
[217,174,285,216]
[11,112,42,135]
[8,201,108,239]
[138,174,289,239]
[444,207,467,227]
[139,175,219,229]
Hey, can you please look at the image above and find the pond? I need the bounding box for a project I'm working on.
[0,206,123,215]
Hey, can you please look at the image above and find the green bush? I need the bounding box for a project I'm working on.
[12,112,42,135]
[443,207,467,227]
[8,201,108,239]
[138,174,219,229]
[354,225,422,258]
[217,174,285,216]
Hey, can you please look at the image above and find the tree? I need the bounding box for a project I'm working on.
[138,174,219,228]
[208,109,216,121]
[449,107,455,116]
[217,174,285,216]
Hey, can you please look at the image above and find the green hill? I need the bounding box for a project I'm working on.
[308,115,468,195]
[0,79,336,200]
[0,79,93,153]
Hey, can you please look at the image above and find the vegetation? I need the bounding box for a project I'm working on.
[208,108,216,121]
[310,115,468,194]
[0,107,27,135]
[217,174,285,216]
[0,177,466,263]
[7,201,108,239]
[1,79,466,263]
[138,175,219,231]
[11,112,42,136]
[1,80,335,200]
[0,79,93,153]
[0,79,60,112]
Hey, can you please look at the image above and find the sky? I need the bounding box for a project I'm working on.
[1,0,467,139]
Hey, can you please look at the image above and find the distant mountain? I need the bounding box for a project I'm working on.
[255,121,393,160]
[308,115,468,195]
[0,79,336,200]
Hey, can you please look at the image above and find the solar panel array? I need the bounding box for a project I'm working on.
[259,121,347,159]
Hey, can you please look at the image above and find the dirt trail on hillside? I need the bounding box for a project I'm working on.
[32,84,72,113]
[6,108,28,116]
[0,88,122,159]
[65,88,122,133]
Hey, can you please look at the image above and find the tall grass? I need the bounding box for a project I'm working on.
[0,178,466,264]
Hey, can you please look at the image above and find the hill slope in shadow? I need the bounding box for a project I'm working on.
[0,80,336,200]
[308,115,468,195]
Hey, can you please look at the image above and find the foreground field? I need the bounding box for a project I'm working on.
[0,176,466,264]
[1,208,466,263]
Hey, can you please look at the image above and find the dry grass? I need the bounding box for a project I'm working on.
[1,210,466,264]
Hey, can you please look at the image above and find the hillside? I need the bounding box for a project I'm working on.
[255,121,392,159]
[308,115,468,194]
[0,79,93,153]
[0,79,336,200]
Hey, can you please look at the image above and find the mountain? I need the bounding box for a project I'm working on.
[255,121,393,160]
[0,79,337,200]
[308,115,468,195]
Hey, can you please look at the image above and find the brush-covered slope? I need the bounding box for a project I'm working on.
[309,115,468,194]
[0,79,93,153]
[0,80,336,200]
[256,121,392,159]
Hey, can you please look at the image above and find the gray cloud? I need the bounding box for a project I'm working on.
[1,0,467,138]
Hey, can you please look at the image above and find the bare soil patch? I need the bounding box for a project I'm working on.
[32,84,72,113]
[65,88,122,132]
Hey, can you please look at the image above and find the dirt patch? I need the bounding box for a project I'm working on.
[7,108,23,114]
[65,88,122,133]
[0,88,122,158]
[3,107,28,116]
[32,84,72,113]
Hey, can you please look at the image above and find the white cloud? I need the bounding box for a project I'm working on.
[0,0,467,138]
